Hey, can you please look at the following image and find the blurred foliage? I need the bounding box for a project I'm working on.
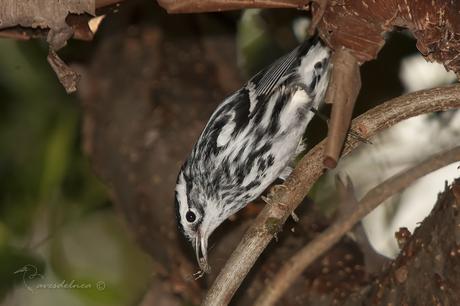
[0,38,152,305]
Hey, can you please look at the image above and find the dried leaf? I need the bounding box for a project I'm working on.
[0,0,95,49]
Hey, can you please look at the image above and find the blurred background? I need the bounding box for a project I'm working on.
[0,1,458,306]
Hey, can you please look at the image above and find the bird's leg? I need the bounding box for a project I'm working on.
[261,195,270,204]
[262,183,288,205]
[270,183,289,195]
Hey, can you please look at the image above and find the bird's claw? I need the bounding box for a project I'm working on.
[291,211,299,222]
[261,195,271,204]
[270,184,289,196]
[193,269,205,280]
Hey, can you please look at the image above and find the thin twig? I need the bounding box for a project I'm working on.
[156,0,309,13]
[335,175,390,273]
[96,0,123,8]
[255,146,460,305]
[202,84,460,306]
[0,28,31,40]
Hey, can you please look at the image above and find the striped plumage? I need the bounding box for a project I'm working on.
[175,36,331,272]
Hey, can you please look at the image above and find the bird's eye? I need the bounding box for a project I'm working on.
[186,211,196,223]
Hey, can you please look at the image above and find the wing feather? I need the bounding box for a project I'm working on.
[250,38,318,97]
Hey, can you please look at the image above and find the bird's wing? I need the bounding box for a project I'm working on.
[248,38,318,98]
[190,38,324,160]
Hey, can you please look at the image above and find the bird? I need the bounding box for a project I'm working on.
[175,36,331,274]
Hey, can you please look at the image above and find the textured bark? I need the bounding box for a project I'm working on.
[316,0,460,77]
[0,0,94,30]
[255,147,460,306]
[0,0,94,49]
[343,178,460,306]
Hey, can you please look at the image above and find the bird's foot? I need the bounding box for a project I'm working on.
[261,195,271,205]
[291,211,299,222]
[270,184,289,196]
[193,270,205,280]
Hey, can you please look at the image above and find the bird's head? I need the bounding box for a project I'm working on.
[175,171,226,273]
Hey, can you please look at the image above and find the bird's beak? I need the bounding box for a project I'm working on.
[194,228,211,273]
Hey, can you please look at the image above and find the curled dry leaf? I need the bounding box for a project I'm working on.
[0,0,95,49]
[0,0,96,93]
[47,50,80,94]
[316,0,460,78]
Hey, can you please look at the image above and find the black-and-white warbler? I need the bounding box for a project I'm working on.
[175,36,331,273]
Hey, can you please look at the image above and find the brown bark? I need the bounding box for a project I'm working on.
[343,178,460,305]
[156,0,309,13]
[323,48,361,168]
[47,49,80,94]
[316,0,460,78]
[1,0,458,305]
[0,0,94,49]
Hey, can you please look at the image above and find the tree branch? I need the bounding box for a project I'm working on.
[202,84,460,306]
[96,0,122,8]
[255,146,460,306]
[335,175,390,274]
[156,0,310,13]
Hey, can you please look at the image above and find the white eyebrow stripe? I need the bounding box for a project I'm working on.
[176,172,189,211]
